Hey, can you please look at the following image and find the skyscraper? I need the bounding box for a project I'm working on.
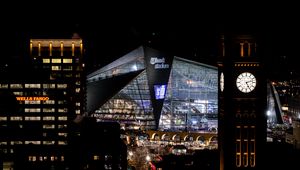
[0,37,85,169]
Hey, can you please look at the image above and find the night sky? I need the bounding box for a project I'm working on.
[2,6,299,80]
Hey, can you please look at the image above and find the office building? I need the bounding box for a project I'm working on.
[0,37,85,169]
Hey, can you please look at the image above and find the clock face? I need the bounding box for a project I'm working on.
[236,72,256,93]
[220,72,224,92]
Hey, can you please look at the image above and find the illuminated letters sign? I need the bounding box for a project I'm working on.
[150,57,169,69]
[154,85,167,99]
[16,97,49,101]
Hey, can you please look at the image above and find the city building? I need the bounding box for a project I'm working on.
[77,117,127,170]
[87,46,218,132]
[218,34,267,169]
[0,37,85,169]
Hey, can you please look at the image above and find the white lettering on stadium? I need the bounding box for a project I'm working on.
[150,57,169,69]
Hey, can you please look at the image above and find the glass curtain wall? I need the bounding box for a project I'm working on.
[159,57,218,132]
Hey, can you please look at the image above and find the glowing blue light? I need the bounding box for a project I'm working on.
[154,85,167,99]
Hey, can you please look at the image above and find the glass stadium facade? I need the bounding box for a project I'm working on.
[87,46,218,132]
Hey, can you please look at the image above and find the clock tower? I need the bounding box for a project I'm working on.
[218,34,267,170]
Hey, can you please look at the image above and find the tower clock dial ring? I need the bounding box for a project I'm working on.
[236,72,256,93]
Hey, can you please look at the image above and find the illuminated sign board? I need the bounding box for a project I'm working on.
[16,97,49,101]
[154,85,167,99]
[150,57,169,69]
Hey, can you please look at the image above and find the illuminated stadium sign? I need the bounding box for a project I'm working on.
[150,57,169,69]
[16,97,49,101]
[154,85,167,99]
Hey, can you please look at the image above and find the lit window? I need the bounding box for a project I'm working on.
[76,102,80,106]
[25,141,41,145]
[10,116,23,121]
[58,116,67,121]
[10,84,23,89]
[25,108,41,113]
[25,116,41,121]
[52,66,61,71]
[58,124,67,129]
[50,84,56,88]
[0,84,8,88]
[61,156,65,161]
[43,116,55,121]
[25,100,41,104]
[13,92,23,95]
[43,100,55,104]
[51,156,55,161]
[10,141,23,145]
[93,155,100,160]
[0,117,7,121]
[63,59,72,63]
[58,133,67,137]
[75,88,80,93]
[43,108,55,113]
[76,110,80,114]
[58,108,68,113]
[58,141,67,145]
[52,59,61,63]
[0,142,7,145]
[57,84,67,88]
[25,84,41,88]
[43,141,55,145]
[43,124,55,129]
[43,59,50,63]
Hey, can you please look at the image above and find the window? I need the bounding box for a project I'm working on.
[43,141,55,145]
[25,100,41,104]
[10,116,23,121]
[63,58,72,63]
[25,141,41,145]
[58,116,67,121]
[52,59,61,63]
[57,84,67,89]
[0,117,7,121]
[43,124,55,129]
[43,108,55,113]
[25,116,41,121]
[43,58,50,63]
[11,141,22,145]
[43,100,55,104]
[0,84,8,88]
[58,141,67,145]
[52,66,61,71]
[25,84,41,88]
[43,116,55,121]
[10,84,23,89]
[58,108,68,113]
[25,108,41,113]
[58,133,67,137]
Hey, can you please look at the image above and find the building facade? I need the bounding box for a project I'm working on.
[0,38,85,169]
[87,46,218,132]
[218,34,267,170]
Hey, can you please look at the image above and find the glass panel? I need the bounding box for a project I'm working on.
[159,58,218,132]
[92,71,155,129]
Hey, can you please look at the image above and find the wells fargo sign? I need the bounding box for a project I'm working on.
[16,97,49,101]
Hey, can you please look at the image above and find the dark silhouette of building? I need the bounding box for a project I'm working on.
[70,117,127,170]
[218,34,267,169]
